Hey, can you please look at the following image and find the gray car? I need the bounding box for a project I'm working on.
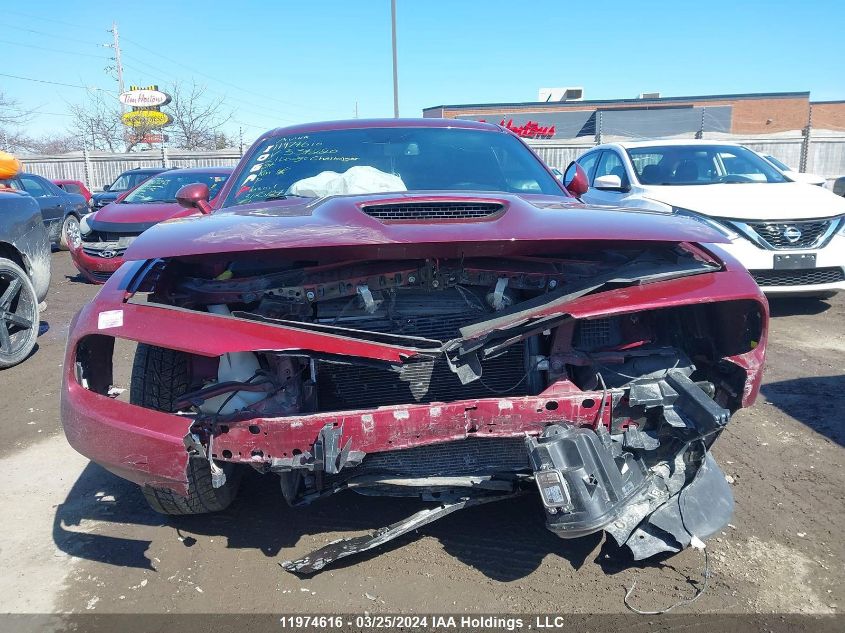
[0,187,50,368]
[1,172,88,250]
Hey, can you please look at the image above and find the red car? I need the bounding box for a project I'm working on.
[61,119,767,573]
[68,167,231,283]
[52,179,92,204]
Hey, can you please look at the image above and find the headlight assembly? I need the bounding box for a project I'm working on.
[671,207,739,239]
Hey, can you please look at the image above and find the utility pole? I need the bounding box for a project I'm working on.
[391,0,399,118]
[107,21,125,110]
[800,103,813,173]
[354,100,359,119]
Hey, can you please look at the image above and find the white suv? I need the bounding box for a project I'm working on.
[575,140,845,297]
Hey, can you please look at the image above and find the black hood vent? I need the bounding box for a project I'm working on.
[361,201,504,222]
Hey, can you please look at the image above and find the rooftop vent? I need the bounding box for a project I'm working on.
[539,87,584,102]
[361,201,505,222]
[638,92,661,99]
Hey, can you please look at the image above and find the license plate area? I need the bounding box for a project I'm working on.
[774,253,816,269]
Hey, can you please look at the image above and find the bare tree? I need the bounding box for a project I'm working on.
[0,92,34,152]
[165,81,232,150]
[21,134,83,154]
[68,91,125,152]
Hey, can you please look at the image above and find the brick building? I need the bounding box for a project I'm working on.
[423,92,845,140]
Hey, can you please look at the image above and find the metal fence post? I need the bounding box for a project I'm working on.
[595,111,603,145]
[82,147,93,191]
[799,104,812,173]
[695,107,706,139]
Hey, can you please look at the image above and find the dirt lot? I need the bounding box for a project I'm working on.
[0,252,842,622]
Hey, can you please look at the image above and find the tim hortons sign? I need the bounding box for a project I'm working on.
[119,86,171,108]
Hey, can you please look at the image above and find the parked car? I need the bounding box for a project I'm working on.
[0,156,51,368]
[830,175,845,197]
[755,152,826,186]
[61,119,768,573]
[91,167,169,211]
[0,172,88,250]
[575,140,845,297]
[68,167,231,283]
[53,179,93,204]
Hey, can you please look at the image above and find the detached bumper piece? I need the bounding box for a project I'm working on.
[527,368,734,560]
[282,492,516,575]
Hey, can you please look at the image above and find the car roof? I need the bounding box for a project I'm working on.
[262,117,505,139]
[592,139,743,151]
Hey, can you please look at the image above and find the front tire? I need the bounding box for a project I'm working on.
[130,343,240,515]
[0,258,39,369]
[59,214,80,251]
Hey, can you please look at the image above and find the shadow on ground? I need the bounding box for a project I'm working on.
[767,296,832,317]
[760,374,845,447]
[53,463,659,581]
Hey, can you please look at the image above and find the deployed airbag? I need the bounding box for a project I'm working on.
[287,166,407,198]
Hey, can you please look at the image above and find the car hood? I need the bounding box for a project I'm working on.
[92,200,196,227]
[92,191,120,203]
[641,182,845,221]
[124,192,728,262]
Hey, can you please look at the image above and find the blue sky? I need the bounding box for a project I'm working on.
[4,0,844,142]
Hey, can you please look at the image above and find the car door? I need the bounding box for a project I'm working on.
[19,174,64,240]
[579,150,634,207]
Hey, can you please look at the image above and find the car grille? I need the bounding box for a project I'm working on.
[82,246,127,258]
[361,202,504,221]
[746,220,832,249]
[751,267,845,287]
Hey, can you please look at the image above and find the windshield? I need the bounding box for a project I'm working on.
[627,145,788,185]
[122,171,229,204]
[225,127,564,206]
[764,154,791,171]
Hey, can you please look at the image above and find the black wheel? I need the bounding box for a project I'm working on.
[130,343,240,515]
[0,258,39,369]
[59,214,80,251]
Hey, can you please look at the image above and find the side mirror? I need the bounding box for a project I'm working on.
[593,174,629,192]
[176,182,212,215]
[102,184,110,191]
[562,162,589,197]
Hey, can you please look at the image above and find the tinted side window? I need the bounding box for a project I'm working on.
[576,152,600,184]
[20,176,50,197]
[594,151,629,187]
[64,183,81,194]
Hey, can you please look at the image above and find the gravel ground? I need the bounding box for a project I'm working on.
[0,252,842,625]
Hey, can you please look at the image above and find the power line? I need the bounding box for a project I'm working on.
[120,35,337,115]
[4,23,103,48]
[0,37,110,60]
[4,9,89,31]
[120,59,299,124]
[0,72,114,93]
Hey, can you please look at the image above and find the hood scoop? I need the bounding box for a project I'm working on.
[360,201,505,222]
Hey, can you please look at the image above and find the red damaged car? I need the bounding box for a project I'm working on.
[61,119,767,573]
[68,167,231,283]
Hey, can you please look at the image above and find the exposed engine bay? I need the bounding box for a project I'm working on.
[75,243,765,573]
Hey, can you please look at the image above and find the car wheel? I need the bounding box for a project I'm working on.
[59,214,80,251]
[130,343,241,514]
[0,258,39,369]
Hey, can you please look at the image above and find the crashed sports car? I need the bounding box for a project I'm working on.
[61,119,767,573]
